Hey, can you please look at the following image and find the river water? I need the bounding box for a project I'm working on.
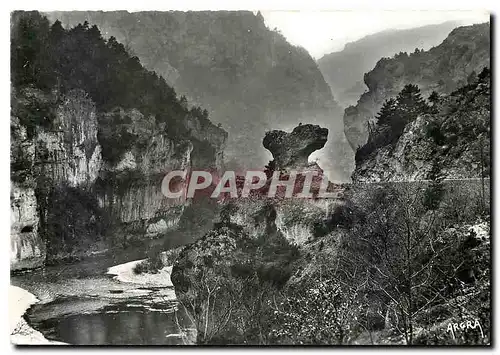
[11,239,195,345]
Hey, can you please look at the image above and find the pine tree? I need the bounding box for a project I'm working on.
[427,91,441,114]
[11,11,53,90]
[376,98,399,127]
[394,84,428,131]
[397,84,427,118]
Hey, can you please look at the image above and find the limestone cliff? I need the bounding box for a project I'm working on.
[10,11,227,268]
[352,69,490,182]
[36,90,102,186]
[10,184,45,271]
[344,22,490,151]
[11,88,225,266]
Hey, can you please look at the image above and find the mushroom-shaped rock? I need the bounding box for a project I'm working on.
[263,124,328,170]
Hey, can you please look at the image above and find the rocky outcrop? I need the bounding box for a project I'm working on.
[96,175,188,235]
[11,88,105,265]
[185,115,227,170]
[11,90,225,266]
[344,22,490,151]
[35,90,102,187]
[235,123,341,245]
[170,123,346,344]
[353,68,490,182]
[171,225,249,343]
[10,184,45,271]
[95,107,226,239]
[95,108,189,237]
[10,87,226,266]
[263,124,328,171]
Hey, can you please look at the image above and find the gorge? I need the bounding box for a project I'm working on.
[10,11,491,346]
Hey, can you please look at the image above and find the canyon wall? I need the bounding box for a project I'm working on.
[343,22,490,151]
[10,12,227,268]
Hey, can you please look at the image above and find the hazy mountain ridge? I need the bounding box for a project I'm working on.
[318,21,461,107]
[46,11,353,181]
[343,22,490,150]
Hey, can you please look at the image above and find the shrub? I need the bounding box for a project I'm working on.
[133,253,165,274]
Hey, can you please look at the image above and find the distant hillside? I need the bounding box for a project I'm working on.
[318,21,461,108]
[343,22,490,150]
[46,11,353,181]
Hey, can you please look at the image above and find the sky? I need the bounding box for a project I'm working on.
[261,10,490,59]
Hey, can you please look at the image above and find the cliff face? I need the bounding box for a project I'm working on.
[10,184,45,271]
[32,90,102,187]
[10,12,227,268]
[343,22,490,151]
[45,10,353,182]
[12,94,225,267]
[318,21,460,107]
[352,69,490,182]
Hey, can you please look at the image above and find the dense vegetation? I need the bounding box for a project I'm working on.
[11,11,222,261]
[37,183,106,261]
[171,69,491,344]
[173,175,490,344]
[277,179,489,345]
[172,214,301,344]
[355,83,430,163]
[343,22,490,151]
[11,11,211,163]
[355,68,490,174]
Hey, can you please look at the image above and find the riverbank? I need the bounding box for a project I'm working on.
[9,285,65,345]
[10,245,193,345]
[106,258,173,287]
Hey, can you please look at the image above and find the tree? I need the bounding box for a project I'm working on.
[340,183,468,344]
[358,84,430,163]
[376,98,399,127]
[478,67,490,81]
[428,91,440,105]
[396,84,428,125]
[11,11,53,90]
[271,274,365,344]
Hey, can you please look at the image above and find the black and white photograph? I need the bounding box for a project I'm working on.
[8,4,491,346]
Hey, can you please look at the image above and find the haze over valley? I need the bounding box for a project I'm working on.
[10,10,490,346]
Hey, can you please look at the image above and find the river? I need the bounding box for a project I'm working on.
[11,238,195,345]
